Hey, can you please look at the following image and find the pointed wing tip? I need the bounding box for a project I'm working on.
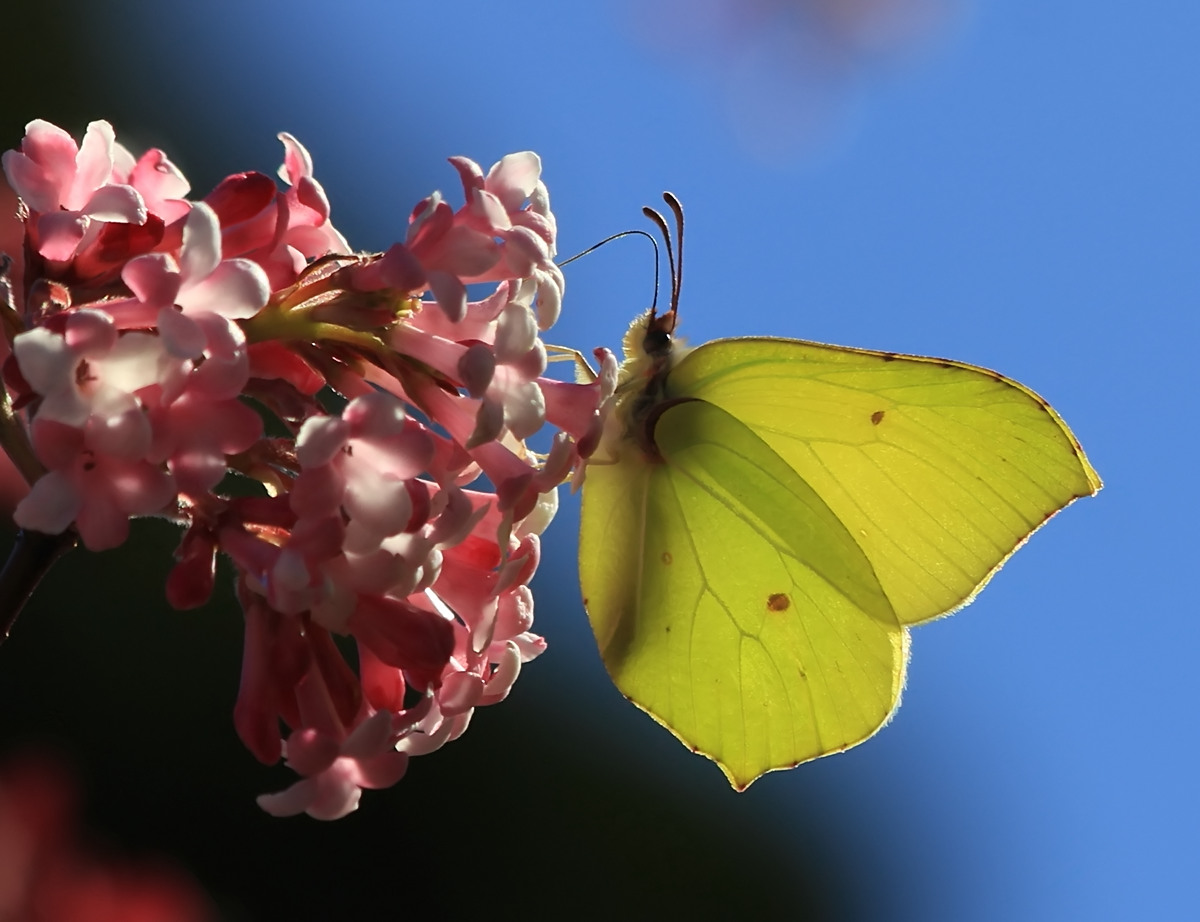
[719,761,761,793]
[717,751,823,793]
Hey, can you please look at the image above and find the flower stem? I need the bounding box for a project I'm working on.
[0,528,77,646]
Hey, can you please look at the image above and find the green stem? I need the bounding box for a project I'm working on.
[241,303,389,358]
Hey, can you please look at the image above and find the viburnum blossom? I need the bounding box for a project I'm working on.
[0,119,616,818]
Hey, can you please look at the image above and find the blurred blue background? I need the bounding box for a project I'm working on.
[0,1,1195,919]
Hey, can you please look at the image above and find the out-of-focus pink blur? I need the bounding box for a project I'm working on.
[0,751,215,922]
[624,0,963,159]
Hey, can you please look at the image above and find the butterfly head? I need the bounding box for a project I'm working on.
[626,192,686,369]
[602,195,693,461]
[642,303,677,360]
[622,304,679,366]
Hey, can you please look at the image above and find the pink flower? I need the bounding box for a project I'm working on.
[12,308,186,422]
[275,132,350,261]
[146,364,262,498]
[203,134,348,288]
[0,122,609,818]
[109,202,270,354]
[258,710,411,821]
[233,583,363,767]
[1,120,144,222]
[237,581,452,820]
[116,147,192,223]
[407,152,564,329]
[0,120,175,285]
[10,311,181,548]
[16,417,176,550]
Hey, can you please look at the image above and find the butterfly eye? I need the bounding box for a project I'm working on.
[643,326,671,357]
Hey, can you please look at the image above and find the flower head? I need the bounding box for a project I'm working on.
[0,120,605,816]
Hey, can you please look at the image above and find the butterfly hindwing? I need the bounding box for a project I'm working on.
[581,396,908,788]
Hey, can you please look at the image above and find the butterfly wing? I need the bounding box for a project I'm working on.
[580,335,1099,787]
[580,397,909,788]
[666,337,1102,627]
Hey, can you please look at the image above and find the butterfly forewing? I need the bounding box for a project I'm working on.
[666,338,1101,626]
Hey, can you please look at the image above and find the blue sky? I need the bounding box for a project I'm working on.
[5,1,1196,918]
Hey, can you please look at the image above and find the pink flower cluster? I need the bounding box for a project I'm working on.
[0,120,616,819]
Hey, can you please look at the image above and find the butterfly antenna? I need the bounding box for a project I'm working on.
[642,204,677,332]
[557,229,662,315]
[663,192,684,314]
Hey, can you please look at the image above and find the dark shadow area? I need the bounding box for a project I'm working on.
[0,521,872,920]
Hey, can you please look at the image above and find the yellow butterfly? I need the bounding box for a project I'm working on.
[578,195,1100,789]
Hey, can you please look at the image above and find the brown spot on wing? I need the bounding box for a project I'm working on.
[870,410,885,425]
[661,551,673,565]
[767,593,790,612]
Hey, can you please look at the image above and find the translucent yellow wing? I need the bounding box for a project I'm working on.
[667,338,1101,626]
[580,398,909,789]
[578,335,1099,788]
